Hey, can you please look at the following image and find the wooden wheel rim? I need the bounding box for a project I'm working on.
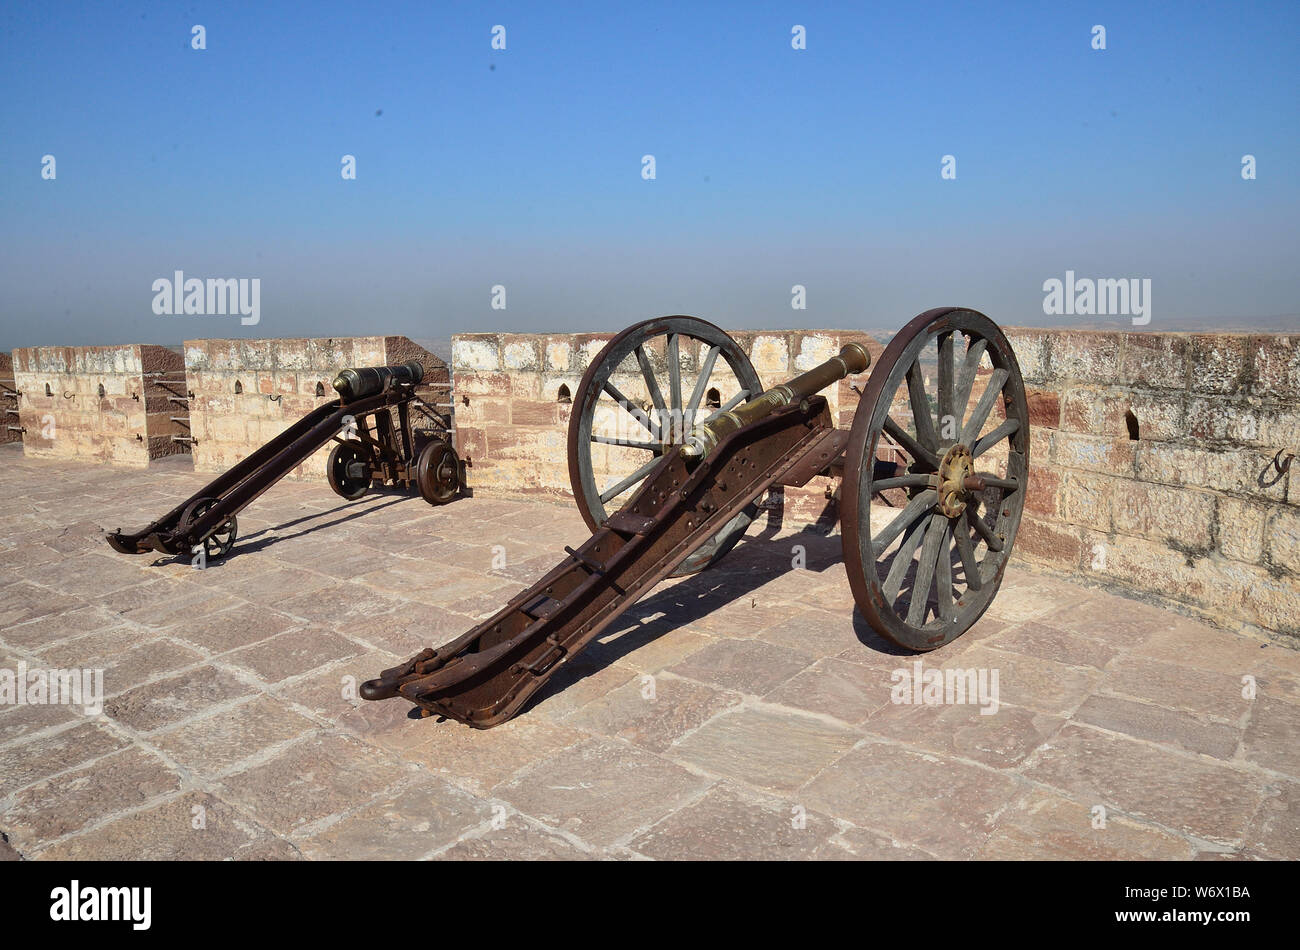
[841,308,1029,651]
[567,315,763,575]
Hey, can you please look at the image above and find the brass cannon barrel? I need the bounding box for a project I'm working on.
[332,360,425,403]
[680,342,871,458]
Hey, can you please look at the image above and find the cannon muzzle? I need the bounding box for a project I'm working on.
[680,342,870,458]
[332,360,425,403]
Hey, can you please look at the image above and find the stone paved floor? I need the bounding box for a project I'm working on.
[1,442,1298,860]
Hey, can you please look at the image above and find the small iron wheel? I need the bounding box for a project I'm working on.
[415,440,460,505]
[178,497,238,561]
[327,440,373,500]
[841,308,1029,651]
[567,315,764,575]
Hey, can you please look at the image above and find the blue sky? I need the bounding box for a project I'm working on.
[1,0,1297,348]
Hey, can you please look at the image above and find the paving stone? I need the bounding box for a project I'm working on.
[150,695,319,777]
[167,602,303,654]
[103,665,256,732]
[813,826,938,860]
[34,625,155,667]
[436,820,596,860]
[1074,693,1241,760]
[525,661,638,721]
[667,638,814,696]
[1242,696,1300,779]
[0,701,79,747]
[764,657,898,724]
[980,789,1195,860]
[756,608,877,657]
[271,652,403,723]
[402,717,587,795]
[951,645,1100,717]
[629,784,834,860]
[1020,724,1264,843]
[0,581,82,627]
[669,706,859,794]
[34,792,299,860]
[1241,780,1300,860]
[1098,655,1252,721]
[2,605,126,650]
[0,720,129,795]
[2,747,182,849]
[563,673,742,752]
[119,588,243,629]
[218,733,412,835]
[803,739,1023,858]
[276,582,407,626]
[1131,623,1275,675]
[986,619,1119,669]
[862,699,1064,769]
[584,622,715,674]
[295,776,492,860]
[495,737,710,847]
[1034,598,1175,648]
[27,553,149,599]
[223,628,362,684]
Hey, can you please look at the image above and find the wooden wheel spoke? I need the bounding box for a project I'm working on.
[634,344,668,422]
[686,344,721,421]
[953,336,989,427]
[972,417,1021,458]
[967,506,1004,552]
[874,488,937,552]
[935,518,955,622]
[907,513,948,626]
[906,360,939,449]
[953,520,982,590]
[883,416,940,469]
[599,455,662,503]
[937,332,954,438]
[667,334,682,419]
[602,380,657,438]
[960,367,1009,445]
[591,434,661,453]
[872,473,932,492]
[882,516,928,604]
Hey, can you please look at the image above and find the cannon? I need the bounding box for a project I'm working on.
[362,308,1029,726]
[106,361,462,561]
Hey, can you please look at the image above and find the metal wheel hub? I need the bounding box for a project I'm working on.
[936,443,975,518]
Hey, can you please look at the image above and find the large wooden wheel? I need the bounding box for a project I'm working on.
[841,308,1029,650]
[568,316,763,575]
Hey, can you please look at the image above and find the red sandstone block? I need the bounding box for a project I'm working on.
[511,398,562,428]
[1026,388,1061,428]
[459,395,510,426]
[455,426,486,462]
[1014,515,1085,570]
[1024,466,1062,518]
[1188,334,1248,395]
[1060,387,1129,436]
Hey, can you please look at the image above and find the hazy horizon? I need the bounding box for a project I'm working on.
[3,1,1298,352]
